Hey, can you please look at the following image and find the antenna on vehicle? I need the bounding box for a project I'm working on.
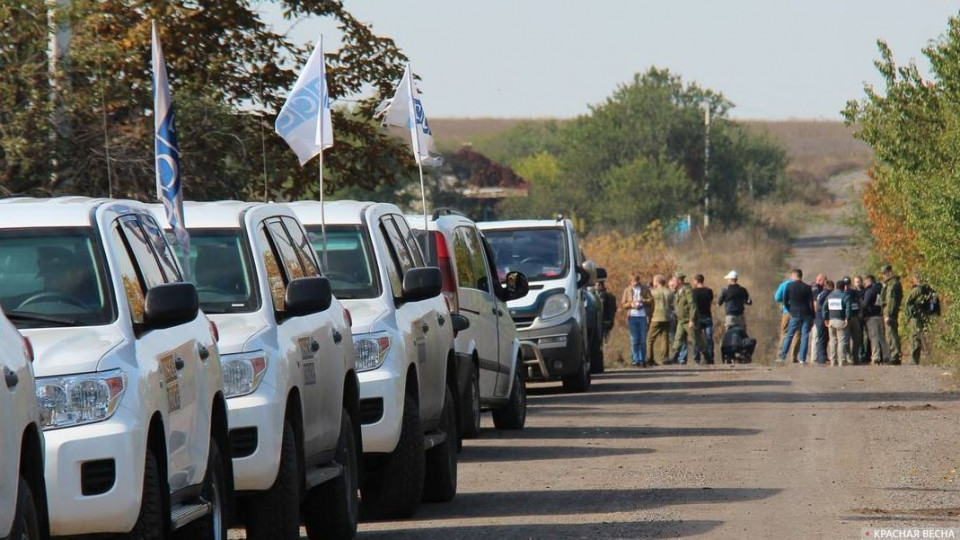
[431,208,467,220]
[555,213,564,223]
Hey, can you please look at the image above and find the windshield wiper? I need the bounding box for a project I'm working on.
[6,310,83,326]
[198,307,233,314]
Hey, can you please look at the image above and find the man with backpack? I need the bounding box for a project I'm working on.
[905,275,939,365]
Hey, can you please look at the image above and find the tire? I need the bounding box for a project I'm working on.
[422,385,458,503]
[9,475,40,540]
[492,362,527,429]
[589,334,605,374]
[126,450,165,540]
[460,365,481,439]
[361,390,424,519]
[245,421,300,540]
[180,439,228,540]
[304,408,359,540]
[562,344,591,393]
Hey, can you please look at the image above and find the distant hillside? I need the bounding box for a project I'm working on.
[430,117,874,181]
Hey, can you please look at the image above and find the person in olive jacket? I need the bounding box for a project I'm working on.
[880,265,903,364]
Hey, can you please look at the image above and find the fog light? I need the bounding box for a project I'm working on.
[538,335,568,349]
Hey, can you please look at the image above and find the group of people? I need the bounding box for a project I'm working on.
[609,270,752,367]
[776,266,940,366]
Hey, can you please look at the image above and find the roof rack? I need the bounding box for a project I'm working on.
[432,208,468,219]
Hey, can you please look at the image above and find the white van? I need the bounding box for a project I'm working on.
[479,218,593,392]
[290,201,458,519]
[159,201,360,539]
[0,198,230,539]
[0,308,46,540]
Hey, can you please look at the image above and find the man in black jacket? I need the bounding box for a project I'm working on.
[778,268,814,365]
[862,274,888,364]
[717,270,752,331]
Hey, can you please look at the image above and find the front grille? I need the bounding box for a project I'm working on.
[360,398,384,425]
[81,459,116,496]
[230,427,258,458]
[512,315,536,329]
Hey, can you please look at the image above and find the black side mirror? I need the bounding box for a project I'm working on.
[596,267,608,281]
[576,266,590,289]
[451,313,470,336]
[144,282,199,330]
[504,271,529,301]
[285,277,333,318]
[402,267,443,303]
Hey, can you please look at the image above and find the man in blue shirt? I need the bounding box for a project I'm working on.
[777,269,814,365]
[774,272,799,362]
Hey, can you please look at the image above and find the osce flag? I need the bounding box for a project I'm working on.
[275,36,333,166]
[151,21,188,249]
[375,63,441,167]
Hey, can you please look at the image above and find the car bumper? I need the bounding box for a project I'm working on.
[44,415,146,536]
[518,317,583,379]
[226,383,286,492]
[357,364,404,454]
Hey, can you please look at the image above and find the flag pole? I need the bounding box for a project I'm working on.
[407,63,430,261]
[317,35,328,271]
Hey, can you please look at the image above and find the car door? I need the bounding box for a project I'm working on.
[112,215,204,492]
[481,234,516,398]
[261,218,338,457]
[379,215,443,422]
[0,319,23,536]
[452,226,502,398]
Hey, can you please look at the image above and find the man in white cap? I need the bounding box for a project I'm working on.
[717,270,752,331]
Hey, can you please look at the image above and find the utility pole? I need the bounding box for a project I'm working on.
[703,103,711,230]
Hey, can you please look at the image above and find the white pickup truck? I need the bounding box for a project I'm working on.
[0,198,230,539]
[166,201,360,539]
[290,201,459,519]
[0,308,46,540]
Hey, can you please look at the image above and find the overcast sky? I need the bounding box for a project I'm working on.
[260,1,959,120]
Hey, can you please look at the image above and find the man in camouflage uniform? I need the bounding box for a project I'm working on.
[905,275,937,365]
[670,273,702,365]
[880,265,903,364]
[646,274,672,366]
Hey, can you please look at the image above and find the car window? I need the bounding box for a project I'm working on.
[380,216,416,274]
[281,217,320,276]
[257,225,286,312]
[0,228,114,328]
[392,214,426,267]
[484,228,570,281]
[140,215,182,282]
[117,216,167,288]
[454,226,490,293]
[110,226,147,324]
[186,229,259,313]
[304,225,381,299]
[375,226,404,298]
[266,219,306,281]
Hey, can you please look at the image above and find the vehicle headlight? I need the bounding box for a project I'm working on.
[222,351,268,398]
[35,369,126,430]
[353,333,391,372]
[540,294,571,320]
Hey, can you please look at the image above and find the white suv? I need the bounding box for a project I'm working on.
[0,308,47,540]
[162,201,360,539]
[408,211,529,437]
[0,198,230,539]
[290,201,458,519]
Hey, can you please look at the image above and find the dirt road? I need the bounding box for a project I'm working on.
[352,366,960,539]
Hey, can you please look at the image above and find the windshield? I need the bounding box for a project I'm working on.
[0,229,114,328]
[305,226,381,299]
[484,228,569,281]
[183,230,259,313]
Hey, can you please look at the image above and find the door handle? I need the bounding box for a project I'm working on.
[421,323,430,333]
[311,339,321,352]
[437,315,446,327]
[175,357,185,371]
[3,367,18,389]
[332,330,343,344]
[198,345,210,361]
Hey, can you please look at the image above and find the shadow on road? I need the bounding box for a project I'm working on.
[407,487,781,520]
[530,389,959,406]
[527,378,790,397]
[792,234,854,249]
[459,444,655,463]
[482,425,761,440]
[358,520,724,539]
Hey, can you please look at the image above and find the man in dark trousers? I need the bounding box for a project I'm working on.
[691,274,715,364]
[596,279,618,342]
[717,270,752,331]
[777,268,814,365]
[880,265,903,364]
[862,274,888,364]
[814,279,833,364]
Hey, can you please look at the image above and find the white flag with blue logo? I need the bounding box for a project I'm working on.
[151,22,188,250]
[375,64,441,167]
[275,36,333,166]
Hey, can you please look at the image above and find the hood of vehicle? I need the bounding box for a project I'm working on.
[207,312,270,355]
[21,326,125,377]
[340,298,390,335]
[506,281,569,311]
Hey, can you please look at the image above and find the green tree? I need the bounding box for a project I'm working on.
[0,0,413,200]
